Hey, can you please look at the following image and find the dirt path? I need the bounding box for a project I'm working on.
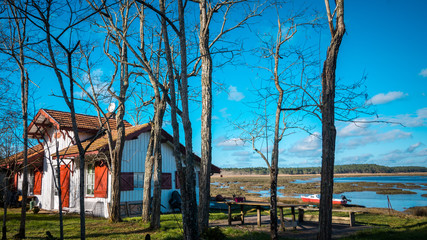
[210,215,371,239]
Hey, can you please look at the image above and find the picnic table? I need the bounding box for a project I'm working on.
[221,201,308,230]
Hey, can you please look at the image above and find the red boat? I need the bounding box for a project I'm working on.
[300,194,349,205]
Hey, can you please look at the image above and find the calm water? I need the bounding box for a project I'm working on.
[294,175,427,211]
[214,176,427,211]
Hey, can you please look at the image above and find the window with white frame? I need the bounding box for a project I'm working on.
[54,168,59,196]
[28,171,34,195]
[134,172,144,188]
[86,163,95,196]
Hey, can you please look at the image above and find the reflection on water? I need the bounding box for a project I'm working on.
[247,186,285,198]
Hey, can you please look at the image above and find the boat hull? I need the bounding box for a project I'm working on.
[301,196,347,205]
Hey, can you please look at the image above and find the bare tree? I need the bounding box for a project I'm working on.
[193,0,263,232]
[0,122,20,240]
[0,1,31,237]
[318,0,345,239]
[10,1,104,238]
[233,6,320,238]
[84,0,135,222]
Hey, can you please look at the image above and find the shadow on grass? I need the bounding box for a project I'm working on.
[343,225,427,240]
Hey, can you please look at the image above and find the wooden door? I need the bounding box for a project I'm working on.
[60,165,70,208]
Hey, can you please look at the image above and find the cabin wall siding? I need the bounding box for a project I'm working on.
[24,121,206,218]
[40,128,76,210]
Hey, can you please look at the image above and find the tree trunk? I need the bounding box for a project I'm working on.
[158,0,190,237]
[178,0,199,238]
[151,97,166,229]
[318,1,345,239]
[269,95,282,240]
[55,141,64,240]
[142,129,154,222]
[198,0,213,233]
[2,174,10,240]
[109,41,129,223]
[18,47,29,239]
[42,4,88,238]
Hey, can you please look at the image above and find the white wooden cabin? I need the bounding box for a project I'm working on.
[5,109,220,218]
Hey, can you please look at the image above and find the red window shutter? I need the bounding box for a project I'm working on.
[175,171,180,189]
[33,168,42,195]
[161,173,172,189]
[94,162,108,198]
[120,172,134,191]
[11,173,18,191]
[60,165,70,208]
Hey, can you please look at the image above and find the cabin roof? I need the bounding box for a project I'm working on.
[27,109,132,139]
[53,123,221,174]
[1,144,44,168]
[5,109,221,174]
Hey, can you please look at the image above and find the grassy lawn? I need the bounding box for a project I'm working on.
[342,211,427,240]
[1,207,426,239]
[0,207,270,239]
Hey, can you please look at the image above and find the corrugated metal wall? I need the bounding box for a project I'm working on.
[120,132,201,213]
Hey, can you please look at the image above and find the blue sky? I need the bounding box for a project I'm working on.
[25,0,426,168]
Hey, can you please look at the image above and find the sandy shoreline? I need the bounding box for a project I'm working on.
[212,172,427,178]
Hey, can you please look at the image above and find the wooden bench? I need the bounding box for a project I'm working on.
[297,207,362,227]
[223,201,308,230]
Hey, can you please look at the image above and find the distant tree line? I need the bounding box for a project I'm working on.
[221,164,427,175]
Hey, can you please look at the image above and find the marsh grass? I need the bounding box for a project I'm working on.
[404,206,427,217]
[211,175,420,200]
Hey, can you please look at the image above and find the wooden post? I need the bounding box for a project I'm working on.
[280,207,285,231]
[125,202,129,217]
[291,206,296,230]
[349,212,355,227]
[240,205,244,224]
[228,203,232,226]
[298,208,305,223]
[257,207,261,227]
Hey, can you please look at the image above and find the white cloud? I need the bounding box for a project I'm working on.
[219,108,231,118]
[339,154,373,165]
[378,145,427,165]
[419,68,427,77]
[288,133,321,157]
[228,85,245,101]
[217,138,245,147]
[338,121,371,137]
[344,129,412,148]
[76,69,109,100]
[367,91,407,105]
[406,142,424,153]
[381,107,427,127]
[232,151,253,157]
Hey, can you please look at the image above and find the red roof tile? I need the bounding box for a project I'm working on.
[28,109,132,138]
[1,144,44,168]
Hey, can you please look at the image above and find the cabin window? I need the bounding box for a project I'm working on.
[175,171,180,189]
[54,168,59,196]
[28,171,34,195]
[86,163,95,196]
[134,172,144,188]
[120,172,134,191]
[161,173,172,189]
